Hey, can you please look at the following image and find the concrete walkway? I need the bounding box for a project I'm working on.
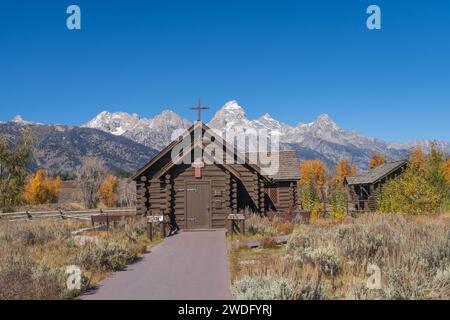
[81,230,232,300]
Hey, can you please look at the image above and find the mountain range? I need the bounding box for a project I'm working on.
[82,100,450,171]
[1,100,449,175]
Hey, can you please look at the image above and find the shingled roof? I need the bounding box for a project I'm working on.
[345,160,407,185]
[248,150,300,181]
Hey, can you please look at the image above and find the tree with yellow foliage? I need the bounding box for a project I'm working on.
[410,145,426,169]
[378,144,449,214]
[299,160,326,189]
[99,174,118,207]
[369,153,385,169]
[298,160,326,218]
[22,169,62,204]
[334,159,357,183]
[327,159,355,219]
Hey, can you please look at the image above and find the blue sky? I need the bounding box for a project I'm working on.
[0,1,449,142]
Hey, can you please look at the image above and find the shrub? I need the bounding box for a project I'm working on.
[111,217,147,242]
[382,266,428,300]
[6,221,74,246]
[413,237,450,269]
[272,217,294,235]
[232,276,296,300]
[0,250,89,300]
[72,242,135,272]
[286,231,312,253]
[430,267,450,299]
[15,227,55,246]
[232,275,326,300]
[306,245,341,277]
[245,214,275,236]
[0,250,34,299]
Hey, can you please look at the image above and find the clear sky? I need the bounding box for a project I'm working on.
[0,1,449,142]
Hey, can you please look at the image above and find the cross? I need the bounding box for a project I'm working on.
[192,158,205,178]
[190,97,209,122]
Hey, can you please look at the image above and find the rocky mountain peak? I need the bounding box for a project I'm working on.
[208,100,249,130]
[12,115,25,123]
[11,115,39,125]
[314,114,338,129]
[222,100,243,111]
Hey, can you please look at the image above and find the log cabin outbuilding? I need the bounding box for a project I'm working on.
[345,160,408,212]
[130,121,299,230]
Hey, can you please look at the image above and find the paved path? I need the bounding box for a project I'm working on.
[81,230,232,300]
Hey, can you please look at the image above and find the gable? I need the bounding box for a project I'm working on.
[131,122,270,182]
[345,160,407,185]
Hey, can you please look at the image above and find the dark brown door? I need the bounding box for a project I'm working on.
[185,181,211,229]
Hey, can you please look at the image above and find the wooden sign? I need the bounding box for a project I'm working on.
[228,213,245,220]
[147,215,164,223]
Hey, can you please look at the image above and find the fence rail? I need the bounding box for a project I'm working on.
[0,208,136,222]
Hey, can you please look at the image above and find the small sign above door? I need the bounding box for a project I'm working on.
[192,159,205,178]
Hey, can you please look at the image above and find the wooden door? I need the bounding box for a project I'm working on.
[185,181,211,229]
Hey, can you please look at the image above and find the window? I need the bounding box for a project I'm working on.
[265,184,279,205]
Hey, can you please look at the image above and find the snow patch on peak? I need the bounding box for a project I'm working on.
[12,115,26,123]
[222,100,242,110]
[83,109,192,150]
[11,115,40,125]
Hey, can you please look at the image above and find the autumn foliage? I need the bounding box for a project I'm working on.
[369,153,385,169]
[410,146,426,169]
[99,174,119,207]
[334,159,357,183]
[22,169,62,204]
[298,159,353,219]
[299,160,326,189]
[445,159,450,184]
[298,160,326,218]
[377,144,450,214]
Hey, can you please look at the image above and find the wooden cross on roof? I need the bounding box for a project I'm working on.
[190,97,209,122]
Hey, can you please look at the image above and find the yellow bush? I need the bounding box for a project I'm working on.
[22,170,61,204]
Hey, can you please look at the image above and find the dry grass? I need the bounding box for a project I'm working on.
[0,217,158,300]
[230,213,450,300]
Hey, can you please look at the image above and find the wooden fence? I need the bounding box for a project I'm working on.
[0,208,136,222]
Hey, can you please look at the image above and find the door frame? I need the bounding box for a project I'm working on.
[184,179,212,229]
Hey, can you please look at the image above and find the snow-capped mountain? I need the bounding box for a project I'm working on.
[205,101,411,169]
[11,115,42,126]
[82,100,449,171]
[83,110,192,150]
